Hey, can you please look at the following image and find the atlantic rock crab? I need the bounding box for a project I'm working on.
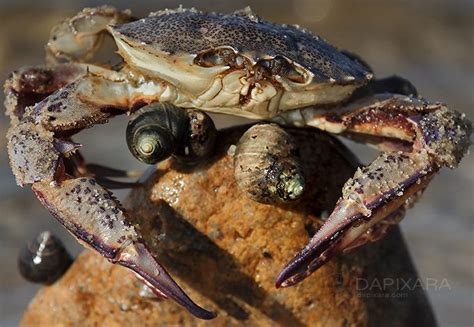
[5,6,471,319]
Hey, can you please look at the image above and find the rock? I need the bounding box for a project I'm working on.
[21,126,436,326]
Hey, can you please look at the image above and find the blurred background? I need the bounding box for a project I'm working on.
[0,0,472,326]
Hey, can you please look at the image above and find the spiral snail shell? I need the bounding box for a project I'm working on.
[18,231,73,284]
[127,103,188,164]
[127,103,216,164]
[234,123,305,204]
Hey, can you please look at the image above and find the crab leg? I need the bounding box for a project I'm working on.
[86,163,142,178]
[276,94,471,287]
[6,74,215,319]
[4,63,125,122]
[5,64,86,121]
[46,5,132,64]
[74,157,143,187]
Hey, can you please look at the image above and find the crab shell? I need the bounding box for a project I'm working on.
[7,5,471,322]
[107,7,372,118]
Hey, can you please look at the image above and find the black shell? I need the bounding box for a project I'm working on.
[234,123,305,204]
[18,231,73,284]
[127,103,217,165]
[127,103,188,164]
[112,8,371,83]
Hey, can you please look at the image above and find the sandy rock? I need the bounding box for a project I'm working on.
[21,126,436,326]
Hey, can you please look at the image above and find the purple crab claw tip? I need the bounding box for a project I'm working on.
[118,242,216,320]
[276,218,352,288]
[275,248,329,289]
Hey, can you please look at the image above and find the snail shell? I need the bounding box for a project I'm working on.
[127,103,216,164]
[18,231,73,284]
[234,123,305,204]
[127,103,188,164]
[174,109,217,163]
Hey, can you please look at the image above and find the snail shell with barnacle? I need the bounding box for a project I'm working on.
[234,123,305,204]
[126,103,216,164]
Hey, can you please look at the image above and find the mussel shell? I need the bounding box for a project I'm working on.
[126,103,188,164]
[174,110,217,162]
[234,124,305,204]
[18,231,73,284]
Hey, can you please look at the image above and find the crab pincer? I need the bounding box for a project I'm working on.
[6,84,215,319]
[31,179,214,319]
[276,96,472,288]
[276,150,435,287]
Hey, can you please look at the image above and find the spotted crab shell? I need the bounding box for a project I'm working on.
[107,7,372,117]
[111,7,370,83]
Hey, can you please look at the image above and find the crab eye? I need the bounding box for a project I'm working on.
[194,48,237,67]
[257,56,306,83]
[126,103,187,164]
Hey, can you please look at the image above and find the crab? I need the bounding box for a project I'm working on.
[5,6,471,320]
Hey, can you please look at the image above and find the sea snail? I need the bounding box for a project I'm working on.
[126,103,216,164]
[18,231,73,284]
[234,123,306,204]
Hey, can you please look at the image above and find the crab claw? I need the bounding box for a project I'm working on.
[7,117,215,319]
[276,150,436,288]
[276,94,471,288]
[341,209,405,253]
[31,177,215,319]
[117,242,216,319]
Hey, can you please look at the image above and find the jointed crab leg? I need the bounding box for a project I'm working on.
[5,64,86,121]
[6,73,215,319]
[46,5,132,64]
[276,94,471,287]
[86,163,142,178]
[4,63,125,122]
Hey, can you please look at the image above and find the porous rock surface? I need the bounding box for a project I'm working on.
[21,126,436,326]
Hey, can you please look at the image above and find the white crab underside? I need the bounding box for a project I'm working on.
[112,32,360,119]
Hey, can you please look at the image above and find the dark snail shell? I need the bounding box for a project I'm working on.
[126,103,188,164]
[234,123,305,204]
[127,103,216,164]
[174,109,217,163]
[18,231,73,284]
